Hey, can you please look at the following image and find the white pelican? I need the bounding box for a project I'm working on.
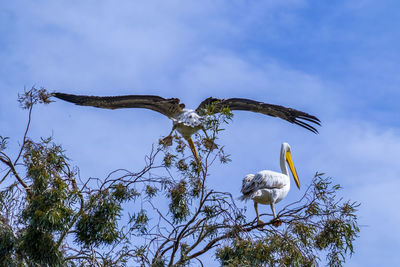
[53,93,320,164]
[240,142,300,226]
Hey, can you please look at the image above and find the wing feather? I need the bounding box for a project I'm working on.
[54,92,184,118]
[254,171,288,189]
[240,171,288,201]
[196,97,320,133]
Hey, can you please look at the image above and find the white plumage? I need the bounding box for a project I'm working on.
[172,109,204,139]
[240,142,300,225]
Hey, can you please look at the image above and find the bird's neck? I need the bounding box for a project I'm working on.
[280,148,289,176]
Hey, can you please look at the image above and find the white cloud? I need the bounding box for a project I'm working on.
[177,52,338,111]
[1,0,312,92]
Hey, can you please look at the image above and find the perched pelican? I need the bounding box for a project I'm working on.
[53,93,320,164]
[240,142,300,226]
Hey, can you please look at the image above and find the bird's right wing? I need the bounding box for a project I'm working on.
[196,97,320,133]
[53,93,184,118]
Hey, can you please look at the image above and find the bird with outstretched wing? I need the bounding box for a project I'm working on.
[54,93,321,164]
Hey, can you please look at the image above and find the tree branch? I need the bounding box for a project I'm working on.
[0,154,28,189]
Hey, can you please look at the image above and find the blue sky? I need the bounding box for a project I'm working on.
[1,1,400,265]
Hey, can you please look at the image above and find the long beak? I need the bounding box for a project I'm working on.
[286,151,300,189]
[187,137,201,165]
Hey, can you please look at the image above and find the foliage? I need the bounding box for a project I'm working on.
[0,88,360,266]
[215,173,360,267]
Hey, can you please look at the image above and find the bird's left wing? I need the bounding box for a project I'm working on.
[54,92,184,118]
[240,171,286,200]
[196,97,320,133]
[254,171,287,189]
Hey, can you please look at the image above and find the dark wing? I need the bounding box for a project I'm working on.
[53,92,185,118]
[196,97,321,133]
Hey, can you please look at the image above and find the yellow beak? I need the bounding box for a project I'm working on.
[187,137,201,166]
[286,150,300,189]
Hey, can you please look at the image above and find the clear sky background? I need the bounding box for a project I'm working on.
[1,1,400,266]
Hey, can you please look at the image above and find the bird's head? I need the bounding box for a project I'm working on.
[281,142,300,190]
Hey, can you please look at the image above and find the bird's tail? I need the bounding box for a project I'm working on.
[238,194,251,202]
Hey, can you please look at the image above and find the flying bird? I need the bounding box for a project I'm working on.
[240,142,300,226]
[53,93,320,164]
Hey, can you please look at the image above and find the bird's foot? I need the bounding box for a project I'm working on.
[257,219,265,228]
[160,136,173,147]
[202,138,218,151]
[271,218,282,227]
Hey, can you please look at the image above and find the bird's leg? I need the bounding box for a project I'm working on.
[201,127,210,139]
[187,137,201,167]
[254,202,264,226]
[270,203,282,227]
[270,203,276,219]
[161,125,177,147]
